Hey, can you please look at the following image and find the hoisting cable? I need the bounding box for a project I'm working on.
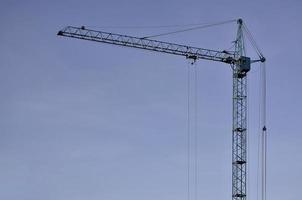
[186,59,199,200]
[193,61,198,200]
[256,62,262,200]
[187,60,191,200]
[141,19,237,39]
[260,61,267,200]
[256,60,267,200]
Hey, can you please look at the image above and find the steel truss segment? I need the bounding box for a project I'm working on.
[232,68,247,199]
[232,19,248,200]
[58,26,236,63]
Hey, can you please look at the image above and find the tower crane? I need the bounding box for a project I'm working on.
[57,18,266,200]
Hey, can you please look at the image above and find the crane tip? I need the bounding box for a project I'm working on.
[57,31,63,36]
[260,57,266,62]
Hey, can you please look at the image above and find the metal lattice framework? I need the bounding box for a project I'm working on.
[57,19,264,200]
[232,19,247,200]
[58,26,237,64]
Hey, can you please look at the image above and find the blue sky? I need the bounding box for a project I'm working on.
[0,0,301,200]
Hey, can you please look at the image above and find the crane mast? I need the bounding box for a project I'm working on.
[57,19,265,200]
[232,19,247,200]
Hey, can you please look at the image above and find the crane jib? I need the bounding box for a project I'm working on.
[57,26,250,68]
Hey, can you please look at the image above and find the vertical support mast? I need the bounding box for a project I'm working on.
[232,18,248,200]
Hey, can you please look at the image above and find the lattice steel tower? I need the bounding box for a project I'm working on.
[232,18,248,200]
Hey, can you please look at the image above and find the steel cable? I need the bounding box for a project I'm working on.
[242,23,264,59]
[187,61,191,200]
[193,62,198,200]
[141,19,237,39]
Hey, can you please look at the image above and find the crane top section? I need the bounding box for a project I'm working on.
[58,26,239,63]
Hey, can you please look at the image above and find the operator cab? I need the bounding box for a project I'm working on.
[237,56,250,78]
